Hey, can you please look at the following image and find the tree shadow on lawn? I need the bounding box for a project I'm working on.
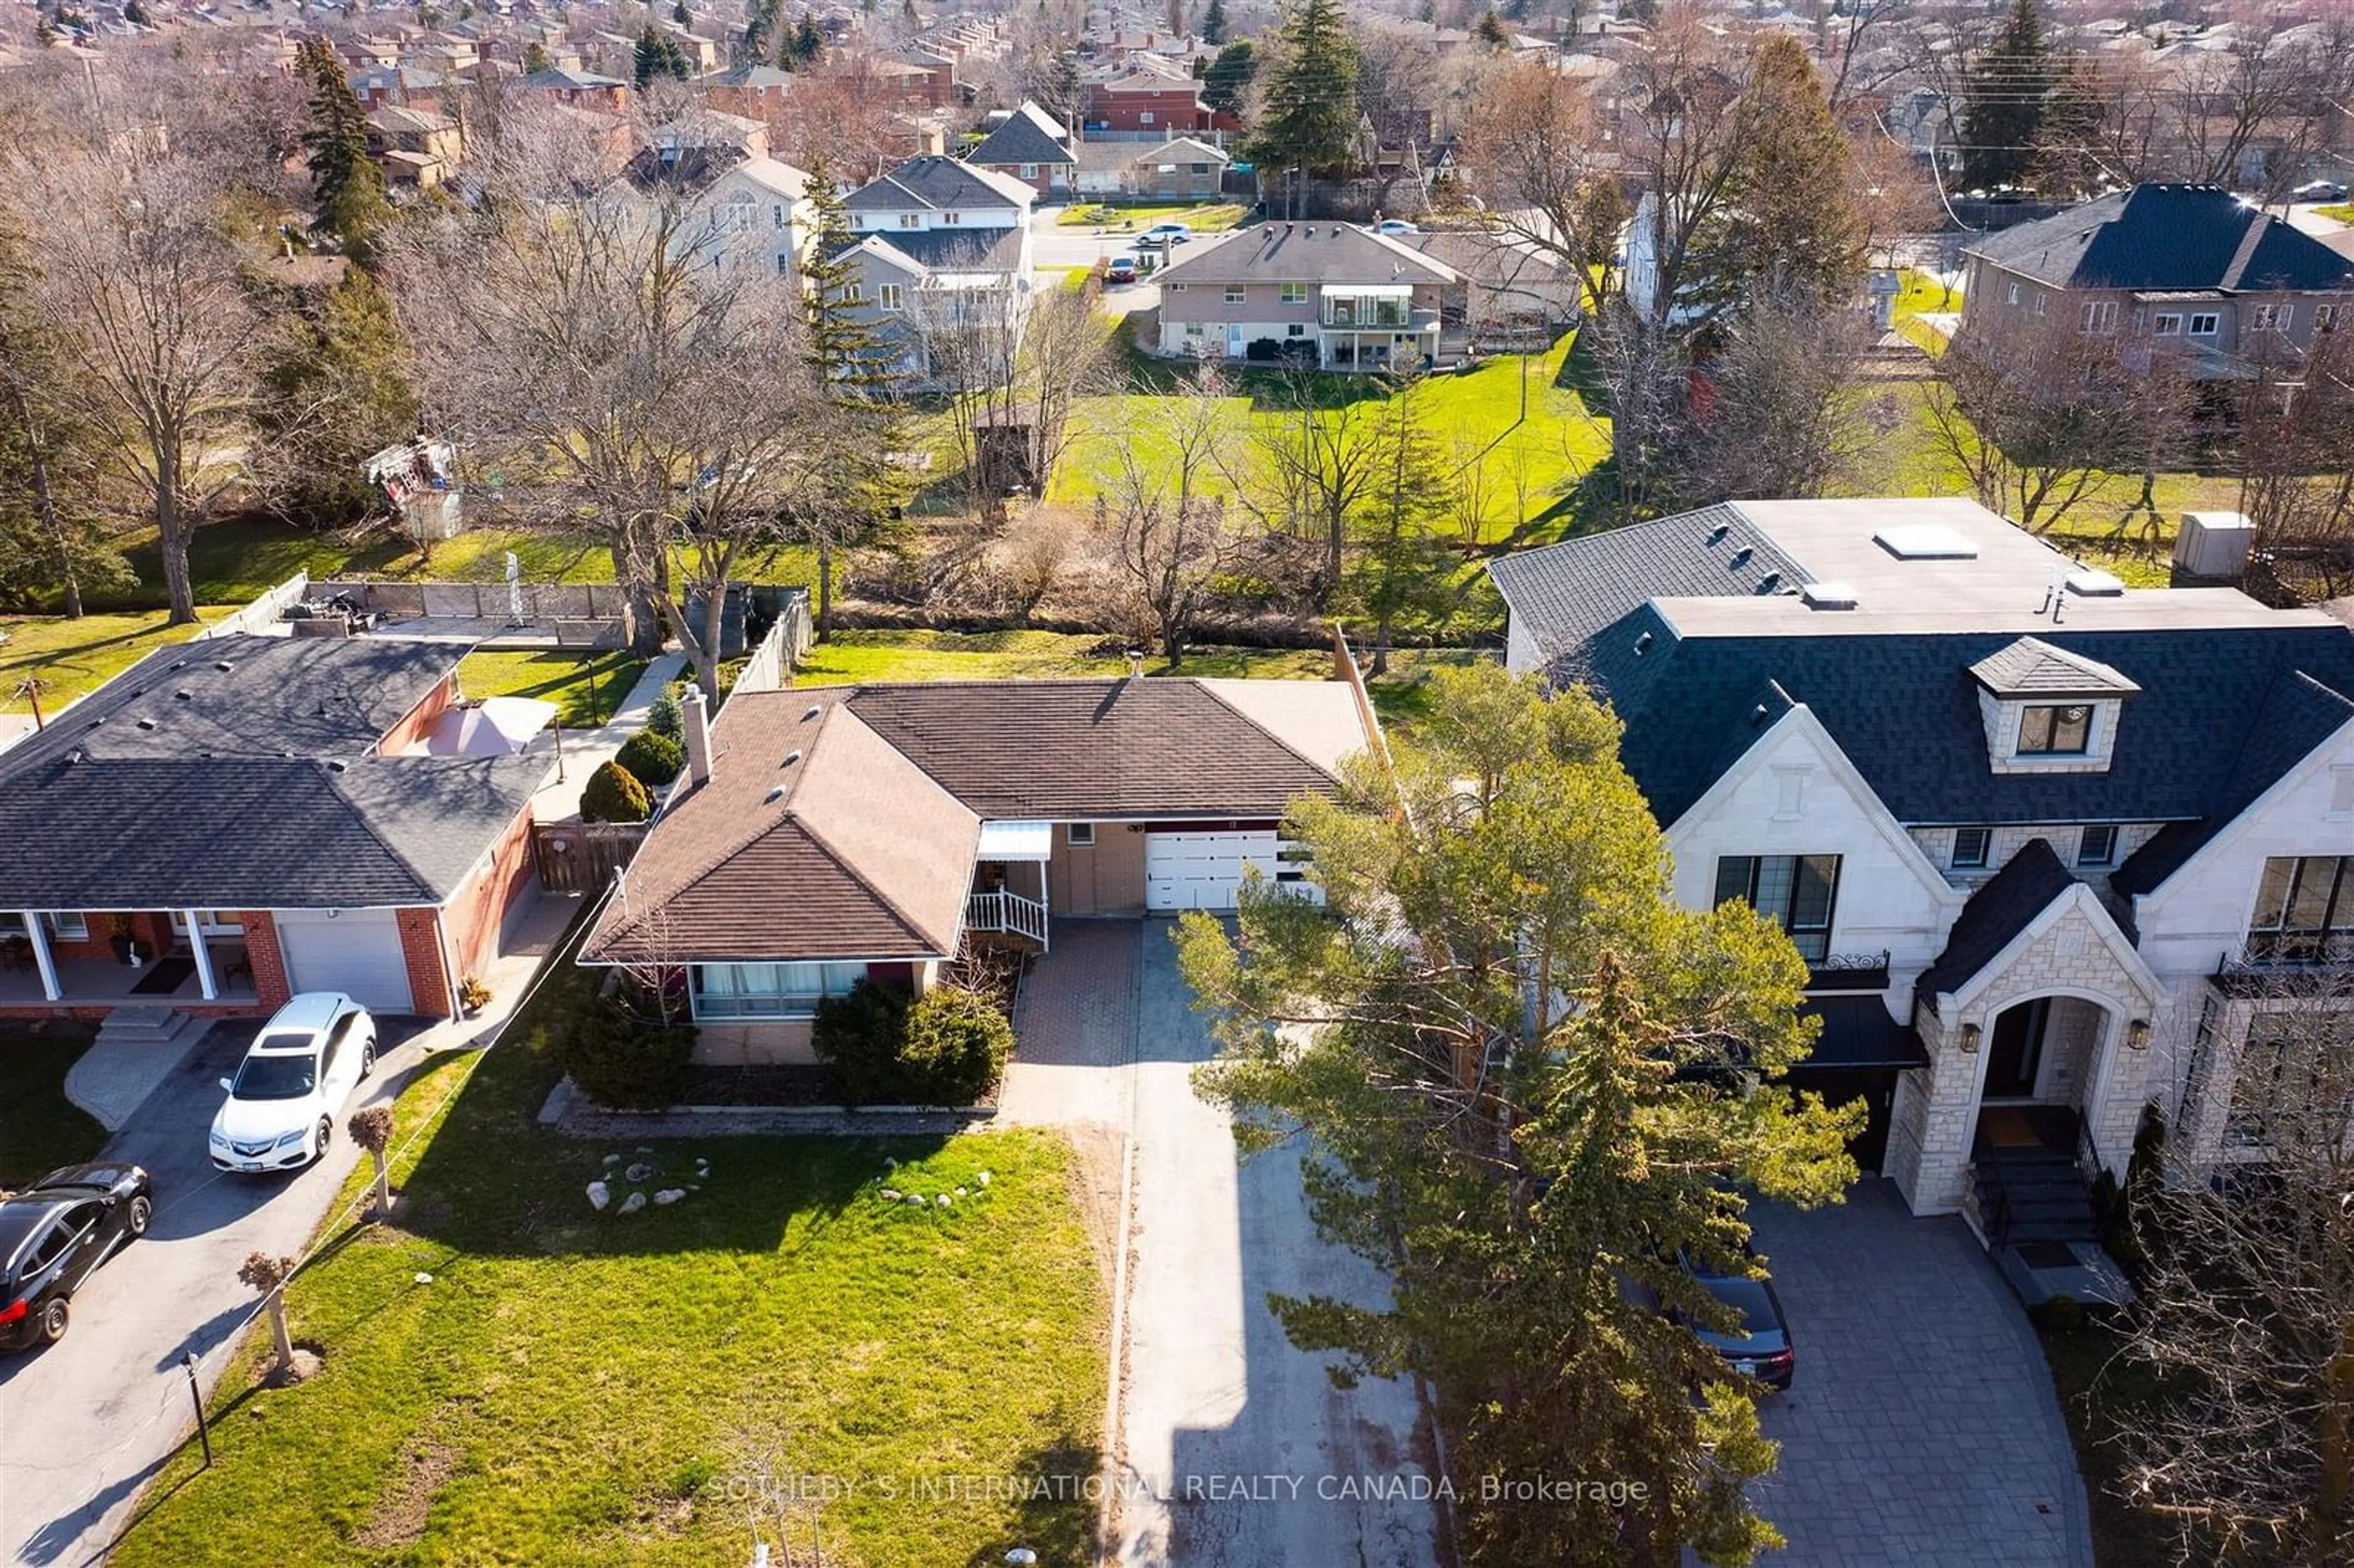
[957,1428,1103,1568]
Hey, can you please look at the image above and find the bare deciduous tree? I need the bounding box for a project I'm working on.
[1097,360,1238,663]
[2119,972,2354,1567]
[1665,297,1894,508]
[1241,363,1384,603]
[348,1105,394,1219]
[237,1250,299,1377]
[2230,327,2354,603]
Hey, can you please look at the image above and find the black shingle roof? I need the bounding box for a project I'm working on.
[1966,185,2354,294]
[1486,504,1808,664]
[0,637,548,910]
[1916,838,2076,1000]
[967,105,1075,168]
[1581,618,2354,835]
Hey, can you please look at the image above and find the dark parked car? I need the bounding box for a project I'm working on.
[1678,1266,1795,1391]
[0,1163,154,1350]
[1107,254,1139,284]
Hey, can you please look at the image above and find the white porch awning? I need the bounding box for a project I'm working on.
[1321,282,1415,298]
[977,820,1055,861]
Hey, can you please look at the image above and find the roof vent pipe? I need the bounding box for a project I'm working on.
[681,687,714,788]
[1127,649,1145,680]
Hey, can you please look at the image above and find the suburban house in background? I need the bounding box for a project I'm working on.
[514,65,630,110]
[1388,230,1585,345]
[964,100,1078,200]
[834,154,1037,377]
[365,104,463,189]
[1151,222,1460,370]
[1071,135,1230,201]
[1490,497,2354,1261]
[0,637,552,1024]
[1082,61,1238,135]
[1959,183,2354,381]
[581,668,1377,1064]
[614,137,817,281]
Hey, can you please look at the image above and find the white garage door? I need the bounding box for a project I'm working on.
[1146,831,1289,912]
[274,909,416,1013]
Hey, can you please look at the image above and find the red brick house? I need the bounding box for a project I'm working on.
[0,637,551,1021]
[1083,69,1238,135]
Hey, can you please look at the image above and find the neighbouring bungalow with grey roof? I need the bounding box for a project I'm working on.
[0,636,555,1024]
[965,100,1077,199]
[1151,221,1460,371]
[1072,135,1229,200]
[1489,495,2354,1285]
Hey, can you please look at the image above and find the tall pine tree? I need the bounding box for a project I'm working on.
[796,161,905,637]
[634,25,691,88]
[298,37,389,261]
[1245,0,1360,179]
[1959,0,2055,191]
[1200,0,1225,44]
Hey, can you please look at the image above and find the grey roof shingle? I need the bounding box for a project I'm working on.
[1487,503,1810,663]
[0,637,548,910]
[848,226,1026,273]
[1968,636,2141,697]
[1965,185,2354,294]
[845,155,1032,215]
[1915,838,2076,1000]
[967,103,1075,168]
[1153,224,1460,288]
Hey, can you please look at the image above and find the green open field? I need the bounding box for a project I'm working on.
[108,959,1108,1568]
[0,608,238,720]
[1058,200,1247,232]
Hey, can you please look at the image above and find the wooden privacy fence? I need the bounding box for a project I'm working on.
[533,821,647,895]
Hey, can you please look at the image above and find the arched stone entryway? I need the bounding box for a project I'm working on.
[1971,993,2116,1156]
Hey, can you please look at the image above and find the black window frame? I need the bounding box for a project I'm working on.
[2247,856,2354,961]
[1713,854,1841,962]
[1067,821,1096,847]
[2017,704,2093,756]
[1952,828,1992,869]
[2078,825,2119,867]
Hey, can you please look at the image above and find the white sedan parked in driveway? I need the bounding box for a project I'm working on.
[209,992,376,1173]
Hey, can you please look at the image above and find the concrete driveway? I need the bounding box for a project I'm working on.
[1007,919,1439,1568]
[1748,1181,2093,1568]
[0,1017,429,1567]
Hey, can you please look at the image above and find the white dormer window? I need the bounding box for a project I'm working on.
[2017,704,2092,755]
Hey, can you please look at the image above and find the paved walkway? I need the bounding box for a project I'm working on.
[532,652,687,823]
[1749,1180,2093,1568]
[1006,919,1437,1568]
[0,892,576,1568]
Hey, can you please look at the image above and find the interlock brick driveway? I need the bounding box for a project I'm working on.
[1748,1179,2094,1568]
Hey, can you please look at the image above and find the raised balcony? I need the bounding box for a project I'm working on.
[1804,950,1892,993]
[2211,937,2354,997]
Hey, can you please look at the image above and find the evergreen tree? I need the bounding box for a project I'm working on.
[1346,371,1457,673]
[297,37,390,261]
[1704,34,1864,316]
[122,0,148,25]
[1176,663,1855,1567]
[1245,0,1360,178]
[741,0,776,60]
[796,159,906,638]
[1202,39,1254,115]
[523,40,551,72]
[901,0,916,25]
[1200,0,1225,44]
[634,24,690,87]
[257,265,421,529]
[672,0,692,23]
[793,13,823,64]
[1474,6,1507,48]
[1960,0,2055,191]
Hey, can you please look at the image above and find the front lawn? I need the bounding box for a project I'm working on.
[109,961,1107,1568]
[455,649,649,729]
[2317,203,2353,225]
[2038,1315,2188,1567]
[1058,200,1247,232]
[0,1024,107,1187]
[0,609,240,720]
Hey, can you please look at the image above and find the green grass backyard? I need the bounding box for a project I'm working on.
[0,608,239,720]
[1058,200,1247,232]
[109,961,1108,1568]
[454,649,648,729]
[0,1024,107,1187]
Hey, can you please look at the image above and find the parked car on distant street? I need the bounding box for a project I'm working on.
[0,1163,154,1350]
[1107,254,1139,284]
[210,992,376,1173]
[2291,180,2348,202]
[1138,223,1192,248]
[1373,219,1420,235]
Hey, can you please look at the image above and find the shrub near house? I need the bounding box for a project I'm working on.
[813,981,1012,1107]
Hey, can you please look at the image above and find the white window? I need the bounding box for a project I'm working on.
[2077,825,2119,867]
[1138,110,1156,125]
[1279,281,1307,304]
[1287,323,1305,337]
[2190,312,2220,337]
[1952,828,1992,869]
[878,283,903,312]
[773,205,786,230]
[2252,303,2293,332]
[2153,312,2183,336]
[2006,281,2021,306]
[2081,299,2117,334]
[1183,321,1205,337]
[691,961,869,1019]
[168,910,243,935]
[1068,822,1095,845]
[1,912,89,942]
[1712,855,1841,962]
[2130,305,2147,333]
[1224,284,1247,304]
[1169,282,1186,293]
[2032,291,2047,316]
[1019,162,1038,179]
[842,284,865,305]
[2319,305,2341,333]
[776,253,792,277]
[898,213,921,229]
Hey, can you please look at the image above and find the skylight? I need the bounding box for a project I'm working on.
[1873,525,1979,560]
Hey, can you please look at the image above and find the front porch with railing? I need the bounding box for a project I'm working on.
[962,821,1055,954]
[0,911,260,1011]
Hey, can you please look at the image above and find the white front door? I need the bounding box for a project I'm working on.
[274,909,416,1014]
[1226,322,1246,359]
[1145,831,1284,911]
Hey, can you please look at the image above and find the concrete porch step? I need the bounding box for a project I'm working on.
[94,1007,206,1048]
[69,1010,218,1130]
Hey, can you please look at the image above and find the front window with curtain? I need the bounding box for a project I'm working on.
[691,962,869,1019]
[1714,855,1841,961]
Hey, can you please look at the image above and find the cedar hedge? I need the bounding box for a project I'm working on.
[616,729,685,788]
[812,981,1013,1108]
[581,759,652,823]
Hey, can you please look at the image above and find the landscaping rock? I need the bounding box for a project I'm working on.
[653,1188,685,1205]
[602,1154,621,1165]
[976,1171,991,1187]
[903,1193,928,1207]
[954,1187,968,1197]
[624,1162,655,1183]
[880,1189,902,1201]
[617,1192,647,1216]
[935,1193,953,1208]
[587,1181,611,1211]
[413,1273,433,1285]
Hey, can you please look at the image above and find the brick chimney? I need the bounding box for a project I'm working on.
[681,687,713,787]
